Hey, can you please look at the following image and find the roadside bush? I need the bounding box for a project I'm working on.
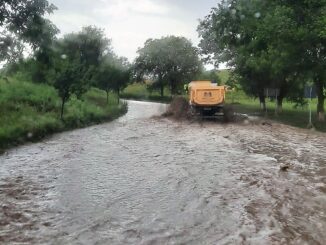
[0,78,127,152]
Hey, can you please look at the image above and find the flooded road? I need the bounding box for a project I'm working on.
[1,101,326,244]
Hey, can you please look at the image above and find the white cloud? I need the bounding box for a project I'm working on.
[49,13,103,35]
[49,0,223,69]
[106,12,197,61]
[93,0,169,19]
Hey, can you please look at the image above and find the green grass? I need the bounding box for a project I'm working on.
[227,90,326,132]
[121,83,172,103]
[0,78,127,152]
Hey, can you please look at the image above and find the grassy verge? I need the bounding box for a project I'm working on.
[0,78,127,153]
[121,83,172,103]
[122,83,326,132]
[227,90,326,132]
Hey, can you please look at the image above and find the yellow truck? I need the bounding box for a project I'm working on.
[187,81,231,120]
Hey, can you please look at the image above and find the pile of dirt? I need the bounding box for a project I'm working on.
[162,97,190,120]
[223,105,235,123]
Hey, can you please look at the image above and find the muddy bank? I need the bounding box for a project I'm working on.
[0,100,325,244]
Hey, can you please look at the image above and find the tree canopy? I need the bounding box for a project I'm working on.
[59,26,113,68]
[0,0,58,62]
[198,0,326,119]
[134,36,202,96]
[51,26,129,117]
[95,56,131,104]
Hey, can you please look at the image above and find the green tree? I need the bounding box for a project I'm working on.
[53,55,91,119]
[0,0,58,62]
[133,38,168,97]
[60,26,112,68]
[198,0,273,109]
[198,0,326,119]
[294,0,326,121]
[95,56,131,104]
[197,70,221,84]
[108,69,130,103]
[95,63,117,104]
[134,36,202,96]
[56,26,113,94]
[110,58,131,103]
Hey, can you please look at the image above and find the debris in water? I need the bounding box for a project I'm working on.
[280,163,290,171]
[262,121,272,126]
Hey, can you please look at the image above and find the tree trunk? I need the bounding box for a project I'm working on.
[277,83,287,114]
[170,80,177,96]
[60,98,66,120]
[316,78,325,122]
[117,89,120,104]
[160,83,164,98]
[259,94,266,111]
[277,96,283,114]
[106,90,109,105]
[159,74,164,98]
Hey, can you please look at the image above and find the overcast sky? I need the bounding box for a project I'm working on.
[49,0,220,64]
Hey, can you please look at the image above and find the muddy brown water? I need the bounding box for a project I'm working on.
[0,101,325,244]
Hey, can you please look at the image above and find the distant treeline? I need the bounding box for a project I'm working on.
[1,0,325,122]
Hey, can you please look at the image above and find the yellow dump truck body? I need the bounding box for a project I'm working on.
[188,81,226,106]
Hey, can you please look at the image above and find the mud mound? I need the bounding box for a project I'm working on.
[162,97,190,120]
[223,105,235,123]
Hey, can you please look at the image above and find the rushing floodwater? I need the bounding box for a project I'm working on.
[0,101,326,244]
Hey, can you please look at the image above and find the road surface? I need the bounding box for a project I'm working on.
[0,101,325,244]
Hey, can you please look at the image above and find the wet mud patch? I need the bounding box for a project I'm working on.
[230,125,326,244]
[161,97,258,125]
[0,176,54,243]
